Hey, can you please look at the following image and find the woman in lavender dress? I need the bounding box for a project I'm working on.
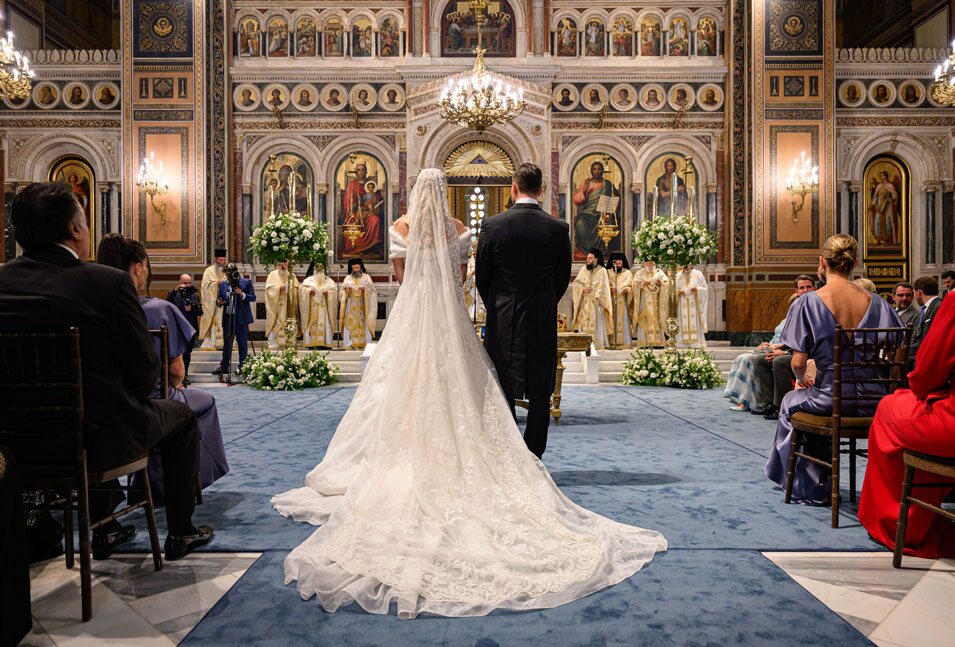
[96,235,229,500]
[764,235,902,504]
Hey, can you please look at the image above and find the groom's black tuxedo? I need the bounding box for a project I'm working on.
[476,202,572,457]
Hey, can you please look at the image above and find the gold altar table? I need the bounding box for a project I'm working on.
[514,331,592,425]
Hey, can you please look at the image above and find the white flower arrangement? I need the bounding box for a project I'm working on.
[622,348,723,389]
[248,211,329,267]
[633,216,717,267]
[239,349,338,391]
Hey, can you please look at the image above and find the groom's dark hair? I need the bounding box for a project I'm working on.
[513,163,543,194]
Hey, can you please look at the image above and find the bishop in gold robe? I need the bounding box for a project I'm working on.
[299,263,338,349]
[339,258,377,349]
[676,265,708,348]
[198,250,226,350]
[607,252,633,348]
[632,259,669,347]
[265,261,300,350]
[571,248,613,350]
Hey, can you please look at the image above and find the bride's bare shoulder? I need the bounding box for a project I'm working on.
[393,217,410,237]
[450,218,467,234]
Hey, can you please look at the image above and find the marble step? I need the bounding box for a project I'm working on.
[187,349,367,384]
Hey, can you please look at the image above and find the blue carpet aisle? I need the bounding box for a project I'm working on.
[122,385,879,644]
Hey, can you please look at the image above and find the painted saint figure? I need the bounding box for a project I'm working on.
[655,157,687,217]
[572,160,618,258]
[869,170,900,246]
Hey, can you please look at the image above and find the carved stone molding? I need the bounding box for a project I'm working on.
[315,183,329,195]
[25,49,121,64]
[923,181,942,193]
[835,48,948,64]
[706,182,719,194]
[630,182,644,193]
[944,181,955,193]
[848,182,863,192]
[241,183,253,195]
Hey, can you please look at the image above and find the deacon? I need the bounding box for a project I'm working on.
[339,258,377,349]
[607,252,633,348]
[632,259,669,347]
[265,260,300,350]
[676,264,708,348]
[199,249,226,350]
[572,248,613,349]
[299,261,338,349]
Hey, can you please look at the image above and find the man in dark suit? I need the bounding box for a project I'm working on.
[907,275,942,373]
[476,163,572,459]
[0,182,213,561]
[214,270,256,377]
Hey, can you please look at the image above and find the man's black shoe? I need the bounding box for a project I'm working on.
[91,522,136,560]
[164,525,214,561]
[762,405,780,420]
[182,378,191,387]
[211,367,224,376]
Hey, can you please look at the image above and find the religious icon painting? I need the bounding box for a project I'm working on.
[552,83,579,111]
[867,80,895,107]
[640,16,662,56]
[639,83,665,111]
[295,18,318,57]
[350,84,377,112]
[378,83,405,111]
[609,84,637,112]
[580,83,607,112]
[261,152,314,221]
[379,17,401,57]
[645,153,697,220]
[92,83,119,111]
[238,17,262,57]
[442,0,516,57]
[324,18,345,57]
[335,153,387,262]
[263,84,290,111]
[2,93,28,109]
[570,153,623,261]
[49,157,95,259]
[697,83,724,111]
[667,83,695,111]
[839,80,865,108]
[583,19,606,57]
[63,82,91,109]
[352,17,374,58]
[266,16,289,57]
[862,154,908,257]
[554,17,578,57]
[697,16,718,56]
[320,83,348,111]
[610,18,634,57]
[233,84,260,112]
[291,83,318,112]
[668,16,690,56]
[33,82,60,109]
[897,80,925,108]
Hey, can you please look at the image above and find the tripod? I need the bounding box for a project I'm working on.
[220,288,257,384]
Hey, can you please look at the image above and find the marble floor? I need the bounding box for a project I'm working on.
[21,552,260,646]
[765,552,955,647]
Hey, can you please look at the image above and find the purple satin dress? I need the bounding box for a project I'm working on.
[764,291,902,504]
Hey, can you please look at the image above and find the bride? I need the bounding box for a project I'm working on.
[272,168,666,619]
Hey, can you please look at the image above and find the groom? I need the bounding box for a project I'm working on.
[477,163,572,458]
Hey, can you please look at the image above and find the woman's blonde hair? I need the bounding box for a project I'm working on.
[822,234,857,275]
[853,278,877,293]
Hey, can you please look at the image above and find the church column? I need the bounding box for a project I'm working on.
[98,182,111,235]
[422,0,430,56]
[924,181,940,266]
[233,134,245,261]
[532,0,545,56]
[663,28,670,55]
[847,182,861,241]
[706,183,718,263]
[691,26,697,57]
[630,181,642,236]
[241,183,253,263]
[315,183,329,225]
[943,181,954,265]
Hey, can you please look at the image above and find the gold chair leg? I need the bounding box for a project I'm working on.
[893,464,915,568]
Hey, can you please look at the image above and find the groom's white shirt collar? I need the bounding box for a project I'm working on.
[514,197,539,205]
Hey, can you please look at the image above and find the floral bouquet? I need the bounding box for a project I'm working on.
[239,349,338,391]
[621,349,666,386]
[632,216,717,267]
[248,211,329,267]
[622,348,722,389]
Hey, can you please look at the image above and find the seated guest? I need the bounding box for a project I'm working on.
[853,278,877,293]
[941,270,954,298]
[764,235,902,504]
[724,293,798,412]
[892,282,918,327]
[858,294,954,557]
[97,234,229,501]
[907,276,942,373]
[0,182,213,560]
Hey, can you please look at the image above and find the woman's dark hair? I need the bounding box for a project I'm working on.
[512,163,543,194]
[11,181,83,250]
[96,233,151,290]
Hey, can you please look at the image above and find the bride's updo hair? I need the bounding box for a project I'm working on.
[822,234,858,275]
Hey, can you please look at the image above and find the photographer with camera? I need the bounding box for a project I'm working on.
[166,274,202,385]
[212,264,256,380]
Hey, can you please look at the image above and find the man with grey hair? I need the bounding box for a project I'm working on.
[892,282,918,327]
[167,273,202,385]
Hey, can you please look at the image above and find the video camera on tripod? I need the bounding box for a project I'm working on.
[225,263,243,291]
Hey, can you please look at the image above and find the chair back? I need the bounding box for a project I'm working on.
[832,324,912,420]
[147,325,170,399]
[0,328,84,472]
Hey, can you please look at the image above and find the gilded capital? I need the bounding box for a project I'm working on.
[923,181,942,193]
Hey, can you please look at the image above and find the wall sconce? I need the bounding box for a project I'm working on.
[137,151,170,225]
[785,150,818,223]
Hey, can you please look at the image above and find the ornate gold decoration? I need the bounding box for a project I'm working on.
[768,1,819,53]
[138,2,189,54]
[931,41,955,106]
[444,141,514,178]
[595,154,620,246]
[0,29,35,100]
[784,150,818,223]
[137,151,170,225]
[682,155,697,221]
[341,152,366,244]
[438,0,525,132]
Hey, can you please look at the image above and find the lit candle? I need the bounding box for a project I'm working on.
[652,185,658,219]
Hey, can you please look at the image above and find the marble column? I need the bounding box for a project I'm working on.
[532,0,544,56]
[630,182,643,237]
[924,181,940,266]
[115,188,122,235]
[98,182,111,235]
[847,182,861,242]
[241,183,253,264]
[943,181,954,266]
[315,183,329,224]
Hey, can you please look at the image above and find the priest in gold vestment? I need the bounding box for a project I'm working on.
[676,265,708,348]
[632,259,669,347]
[265,261,300,350]
[607,252,633,348]
[299,262,337,348]
[339,258,377,349]
[572,248,613,349]
[198,249,226,350]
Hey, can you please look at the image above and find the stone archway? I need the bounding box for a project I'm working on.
[442,140,516,231]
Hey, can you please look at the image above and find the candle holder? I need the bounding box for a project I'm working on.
[784,150,819,223]
[931,39,955,106]
[0,29,35,100]
[137,152,170,225]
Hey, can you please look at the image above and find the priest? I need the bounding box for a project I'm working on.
[675,264,708,348]
[339,258,377,349]
[265,261,300,350]
[632,258,669,347]
[607,252,633,348]
[198,248,226,350]
[299,261,338,349]
[572,248,613,349]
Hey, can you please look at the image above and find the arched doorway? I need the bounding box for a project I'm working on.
[861,154,910,293]
[443,141,515,247]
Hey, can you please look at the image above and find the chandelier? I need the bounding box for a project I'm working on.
[137,151,170,225]
[0,29,35,100]
[931,40,955,106]
[438,0,525,132]
[784,150,818,223]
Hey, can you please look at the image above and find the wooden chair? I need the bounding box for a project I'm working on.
[893,450,955,568]
[0,328,163,622]
[785,324,911,528]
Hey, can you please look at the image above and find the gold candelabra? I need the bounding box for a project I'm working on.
[438,0,526,132]
[682,155,696,221]
[137,152,170,225]
[931,40,955,106]
[596,155,620,246]
[784,150,818,223]
[0,28,34,100]
[342,152,366,245]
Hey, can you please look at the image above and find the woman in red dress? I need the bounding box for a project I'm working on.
[858,294,954,558]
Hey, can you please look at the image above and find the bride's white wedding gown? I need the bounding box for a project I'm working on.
[272,169,666,619]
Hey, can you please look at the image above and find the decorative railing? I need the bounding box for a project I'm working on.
[23,49,120,64]
[836,48,947,64]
